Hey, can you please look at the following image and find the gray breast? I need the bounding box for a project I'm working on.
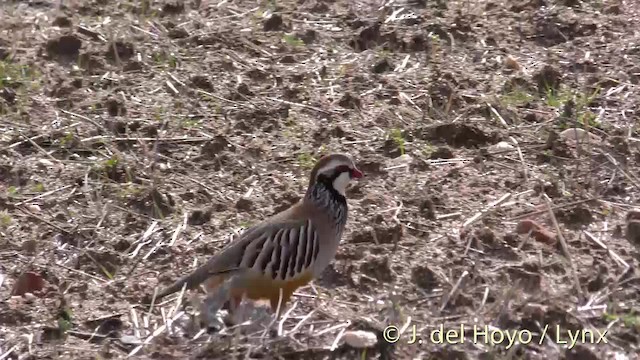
[308,183,349,275]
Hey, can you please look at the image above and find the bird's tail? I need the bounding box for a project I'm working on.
[155,264,242,300]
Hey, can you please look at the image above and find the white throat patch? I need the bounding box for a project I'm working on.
[332,171,351,196]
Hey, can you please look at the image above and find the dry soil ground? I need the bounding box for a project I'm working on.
[1,0,640,359]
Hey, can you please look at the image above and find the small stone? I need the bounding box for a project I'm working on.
[490,141,514,151]
[343,330,378,348]
[38,159,55,168]
[390,154,413,165]
[25,204,41,213]
[120,335,143,345]
[559,128,602,143]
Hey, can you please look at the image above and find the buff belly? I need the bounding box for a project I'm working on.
[204,271,314,312]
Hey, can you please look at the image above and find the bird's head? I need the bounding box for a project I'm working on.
[308,153,363,196]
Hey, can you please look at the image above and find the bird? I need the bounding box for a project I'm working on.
[154,153,363,326]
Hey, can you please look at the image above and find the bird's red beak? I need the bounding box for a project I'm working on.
[350,168,363,179]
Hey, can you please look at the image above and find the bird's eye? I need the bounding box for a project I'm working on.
[335,165,351,174]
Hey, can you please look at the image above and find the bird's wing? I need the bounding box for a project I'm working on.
[234,217,322,282]
[156,216,320,298]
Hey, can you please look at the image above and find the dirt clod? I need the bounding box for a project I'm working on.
[106,41,134,62]
[338,92,361,109]
[236,83,253,97]
[77,52,105,73]
[128,188,174,218]
[565,344,598,360]
[375,224,403,244]
[112,238,131,252]
[533,65,562,94]
[263,14,283,31]
[586,265,607,292]
[507,266,541,293]
[542,130,573,159]
[533,180,561,198]
[168,27,189,39]
[80,249,121,275]
[235,197,253,212]
[419,123,496,148]
[45,34,82,58]
[626,210,640,221]
[188,208,212,225]
[1,88,16,104]
[296,29,317,44]
[11,271,46,296]
[351,23,381,51]
[604,3,622,14]
[162,1,184,15]
[360,255,394,283]
[515,219,557,245]
[105,97,126,116]
[474,227,498,247]
[626,217,640,247]
[372,58,392,73]
[419,197,436,219]
[21,239,37,254]
[411,264,439,291]
[200,135,233,158]
[555,206,594,228]
[429,146,454,159]
[351,224,403,244]
[52,16,72,27]
[191,74,213,90]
